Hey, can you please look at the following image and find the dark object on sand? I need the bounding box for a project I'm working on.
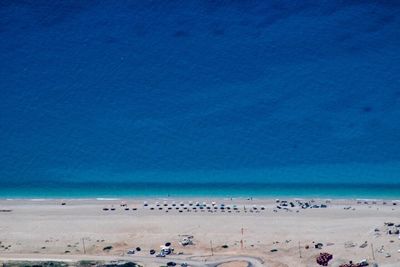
[339,261,368,267]
[389,229,400,235]
[316,252,333,266]
[165,242,171,246]
[103,246,113,251]
[149,249,156,255]
[221,245,229,249]
[270,249,278,252]
[64,250,71,253]
[61,203,66,206]
[102,208,109,211]
[136,247,141,251]
[315,243,323,249]
[167,262,177,266]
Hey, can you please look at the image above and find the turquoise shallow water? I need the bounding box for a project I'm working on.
[1,182,399,199]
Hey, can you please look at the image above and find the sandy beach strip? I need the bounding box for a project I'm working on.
[0,197,399,266]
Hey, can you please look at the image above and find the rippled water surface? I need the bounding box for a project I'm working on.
[1,1,399,195]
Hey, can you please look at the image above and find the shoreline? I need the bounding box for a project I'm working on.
[1,196,400,202]
[2,182,400,200]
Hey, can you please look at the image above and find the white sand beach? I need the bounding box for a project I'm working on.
[0,198,399,267]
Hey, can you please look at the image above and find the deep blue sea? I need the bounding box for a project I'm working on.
[0,1,400,198]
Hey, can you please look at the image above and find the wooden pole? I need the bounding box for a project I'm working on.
[241,227,244,249]
[82,238,86,254]
[210,240,213,256]
[298,241,302,258]
[371,243,375,261]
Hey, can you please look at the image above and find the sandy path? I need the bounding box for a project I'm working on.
[0,254,265,267]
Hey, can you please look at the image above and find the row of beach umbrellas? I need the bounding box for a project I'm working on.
[102,201,265,211]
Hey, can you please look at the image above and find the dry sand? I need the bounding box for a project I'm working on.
[0,197,399,266]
